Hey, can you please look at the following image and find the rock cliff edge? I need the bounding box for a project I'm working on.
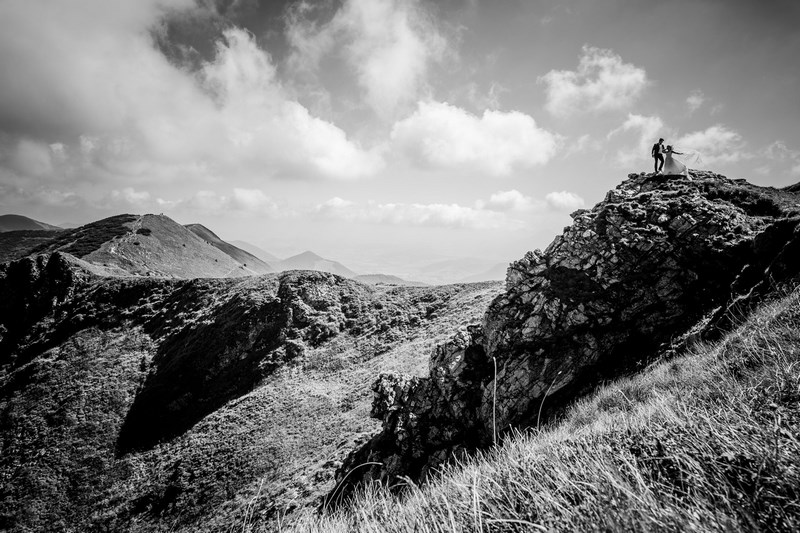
[330,171,800,503]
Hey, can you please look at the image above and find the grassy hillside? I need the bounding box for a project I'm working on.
[82,214,253,278]
[0,214,61,232]
[0,230,63,263]
[0,254,501,532]
[185,223,275,275]
[0,214,274,279]
[289,284,800,532]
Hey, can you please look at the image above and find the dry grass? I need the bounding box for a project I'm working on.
[285,286,800,532]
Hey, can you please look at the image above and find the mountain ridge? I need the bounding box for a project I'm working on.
[277,250,358,278]
[0,214,62,232]
[185,223,275,275]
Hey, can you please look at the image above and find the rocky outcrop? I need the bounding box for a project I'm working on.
[332,172,800,501]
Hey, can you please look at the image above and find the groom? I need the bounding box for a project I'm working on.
[651,138,665,174]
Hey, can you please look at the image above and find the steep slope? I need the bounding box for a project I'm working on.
[185,224,275,274]
[332,171,800,497]
[278,251,357,278]
[0,214,61,232]
[0,251,501,532]
[229,240,282,263]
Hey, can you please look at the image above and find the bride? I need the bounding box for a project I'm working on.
[662,145,688,177]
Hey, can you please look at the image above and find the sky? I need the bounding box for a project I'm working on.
[1,0,799,275]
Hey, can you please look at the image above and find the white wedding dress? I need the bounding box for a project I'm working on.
[662,148,688,177]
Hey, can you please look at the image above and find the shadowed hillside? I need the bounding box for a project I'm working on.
[0,230,63,263]
[0,251,501,532]
[0,214,61,232]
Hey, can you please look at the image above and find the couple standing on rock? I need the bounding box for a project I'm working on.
[652,138,689,177]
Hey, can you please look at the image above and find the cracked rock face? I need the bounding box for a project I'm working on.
[331,172,800,502]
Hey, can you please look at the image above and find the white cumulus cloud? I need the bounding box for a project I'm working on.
[608,113,666,166]
[540,45,649,117]
[0,1,385,198]
[675,125,748,164]
[545,191,585,211]
[391,101,560,176]
[477,190,536,212]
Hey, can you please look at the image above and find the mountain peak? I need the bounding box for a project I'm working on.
[290,250,324,260]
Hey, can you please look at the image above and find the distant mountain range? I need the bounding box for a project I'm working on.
[0,213,510,284]
[0,214,61,232]
[0,214,263,278]
[186,224,274,275]
[276,250,356,278]
[353,274,428,287]
[229,240,282,264]
[414,257,509,285]
[458,262,509,283]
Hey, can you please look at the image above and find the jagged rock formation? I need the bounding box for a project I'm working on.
[331,172,800,502]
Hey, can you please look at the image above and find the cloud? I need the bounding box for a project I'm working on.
[686,90,706,113]
[0,0,384,198]
[675,125,748,164]
[197,28,385,180]
[391,101,560,175]
[763,141,799,162]
[540,45,648,117]
[564,134,603,156]
[608,113,666,166]
[478,190,536,212]
[106,186,283,216]
[7,139,55,178]
[315,197,515,230]
[286,0,448,118]
[545,191,585,210]
[109,188,152,208]
[316,187,586,229]
[0,183,84,209]
[760,141,800,176]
